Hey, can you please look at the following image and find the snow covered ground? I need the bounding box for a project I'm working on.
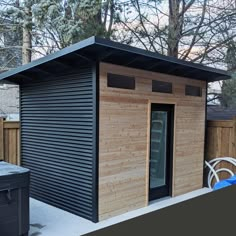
[29,187,212,236]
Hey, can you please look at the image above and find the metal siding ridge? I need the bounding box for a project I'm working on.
[20,66,96,221]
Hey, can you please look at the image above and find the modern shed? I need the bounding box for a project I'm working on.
[0,36,230,222]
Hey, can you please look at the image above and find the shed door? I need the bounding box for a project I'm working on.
[149,104,174,201]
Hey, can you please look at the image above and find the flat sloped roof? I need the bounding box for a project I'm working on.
[0,36,231,83]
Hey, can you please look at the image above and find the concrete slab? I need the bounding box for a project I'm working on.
[29,187,212,236]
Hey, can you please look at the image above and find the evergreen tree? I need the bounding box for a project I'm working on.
[0,0,121,63]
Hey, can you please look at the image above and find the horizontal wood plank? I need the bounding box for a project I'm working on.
[0,120,20,165]
[3,121,20,129]
[99,62,206,220]
[206,118,236,182]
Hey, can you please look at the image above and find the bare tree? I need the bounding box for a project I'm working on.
[116,0,236,106]
[1,0,236,73]
[22,0,32,64]
[119,0,236,66]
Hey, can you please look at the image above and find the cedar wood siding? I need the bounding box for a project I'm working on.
[99,62,206,221]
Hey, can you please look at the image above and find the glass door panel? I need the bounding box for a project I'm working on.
[150,111,167,189]
[149,104,174,201]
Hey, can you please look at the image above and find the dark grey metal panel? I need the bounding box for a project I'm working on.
[20,66,97,221]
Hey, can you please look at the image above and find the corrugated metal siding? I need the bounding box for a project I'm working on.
[20,67,97,221]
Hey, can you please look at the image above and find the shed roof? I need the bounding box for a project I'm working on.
[207,105,236,120]
[0,36,231,83]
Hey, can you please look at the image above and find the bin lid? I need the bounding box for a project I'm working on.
[0,161,29,177]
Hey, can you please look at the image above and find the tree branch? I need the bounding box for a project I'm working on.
[181,0,207,60]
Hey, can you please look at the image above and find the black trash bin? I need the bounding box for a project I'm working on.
[0,161,30,236]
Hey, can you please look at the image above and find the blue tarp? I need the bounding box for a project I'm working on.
[213,175,236,190]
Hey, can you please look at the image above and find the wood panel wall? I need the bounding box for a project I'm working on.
[99,63,206,221]
[206,119,236,180]
[0,118,20,165]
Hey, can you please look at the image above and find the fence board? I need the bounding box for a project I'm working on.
[0,118,4,160]
[206,119,236,181]
[0,118,20,165]
[0,116,236,179]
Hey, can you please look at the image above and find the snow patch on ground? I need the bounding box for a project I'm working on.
[29,187,212,236]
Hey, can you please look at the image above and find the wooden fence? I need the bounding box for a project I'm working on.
[0,118,20,165]
[206,119,236,179]
[0,116,235,179]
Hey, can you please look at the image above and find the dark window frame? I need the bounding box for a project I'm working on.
[152,80,173,94]
[185,85,202,97]
[107,73,135,90]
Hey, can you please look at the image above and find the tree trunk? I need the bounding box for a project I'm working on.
[22,3,32,64]
[168,0,181,58]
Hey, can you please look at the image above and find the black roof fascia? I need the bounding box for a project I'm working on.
[0,36,95,82]
[0,36,231,83]
[94,37,230,78]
